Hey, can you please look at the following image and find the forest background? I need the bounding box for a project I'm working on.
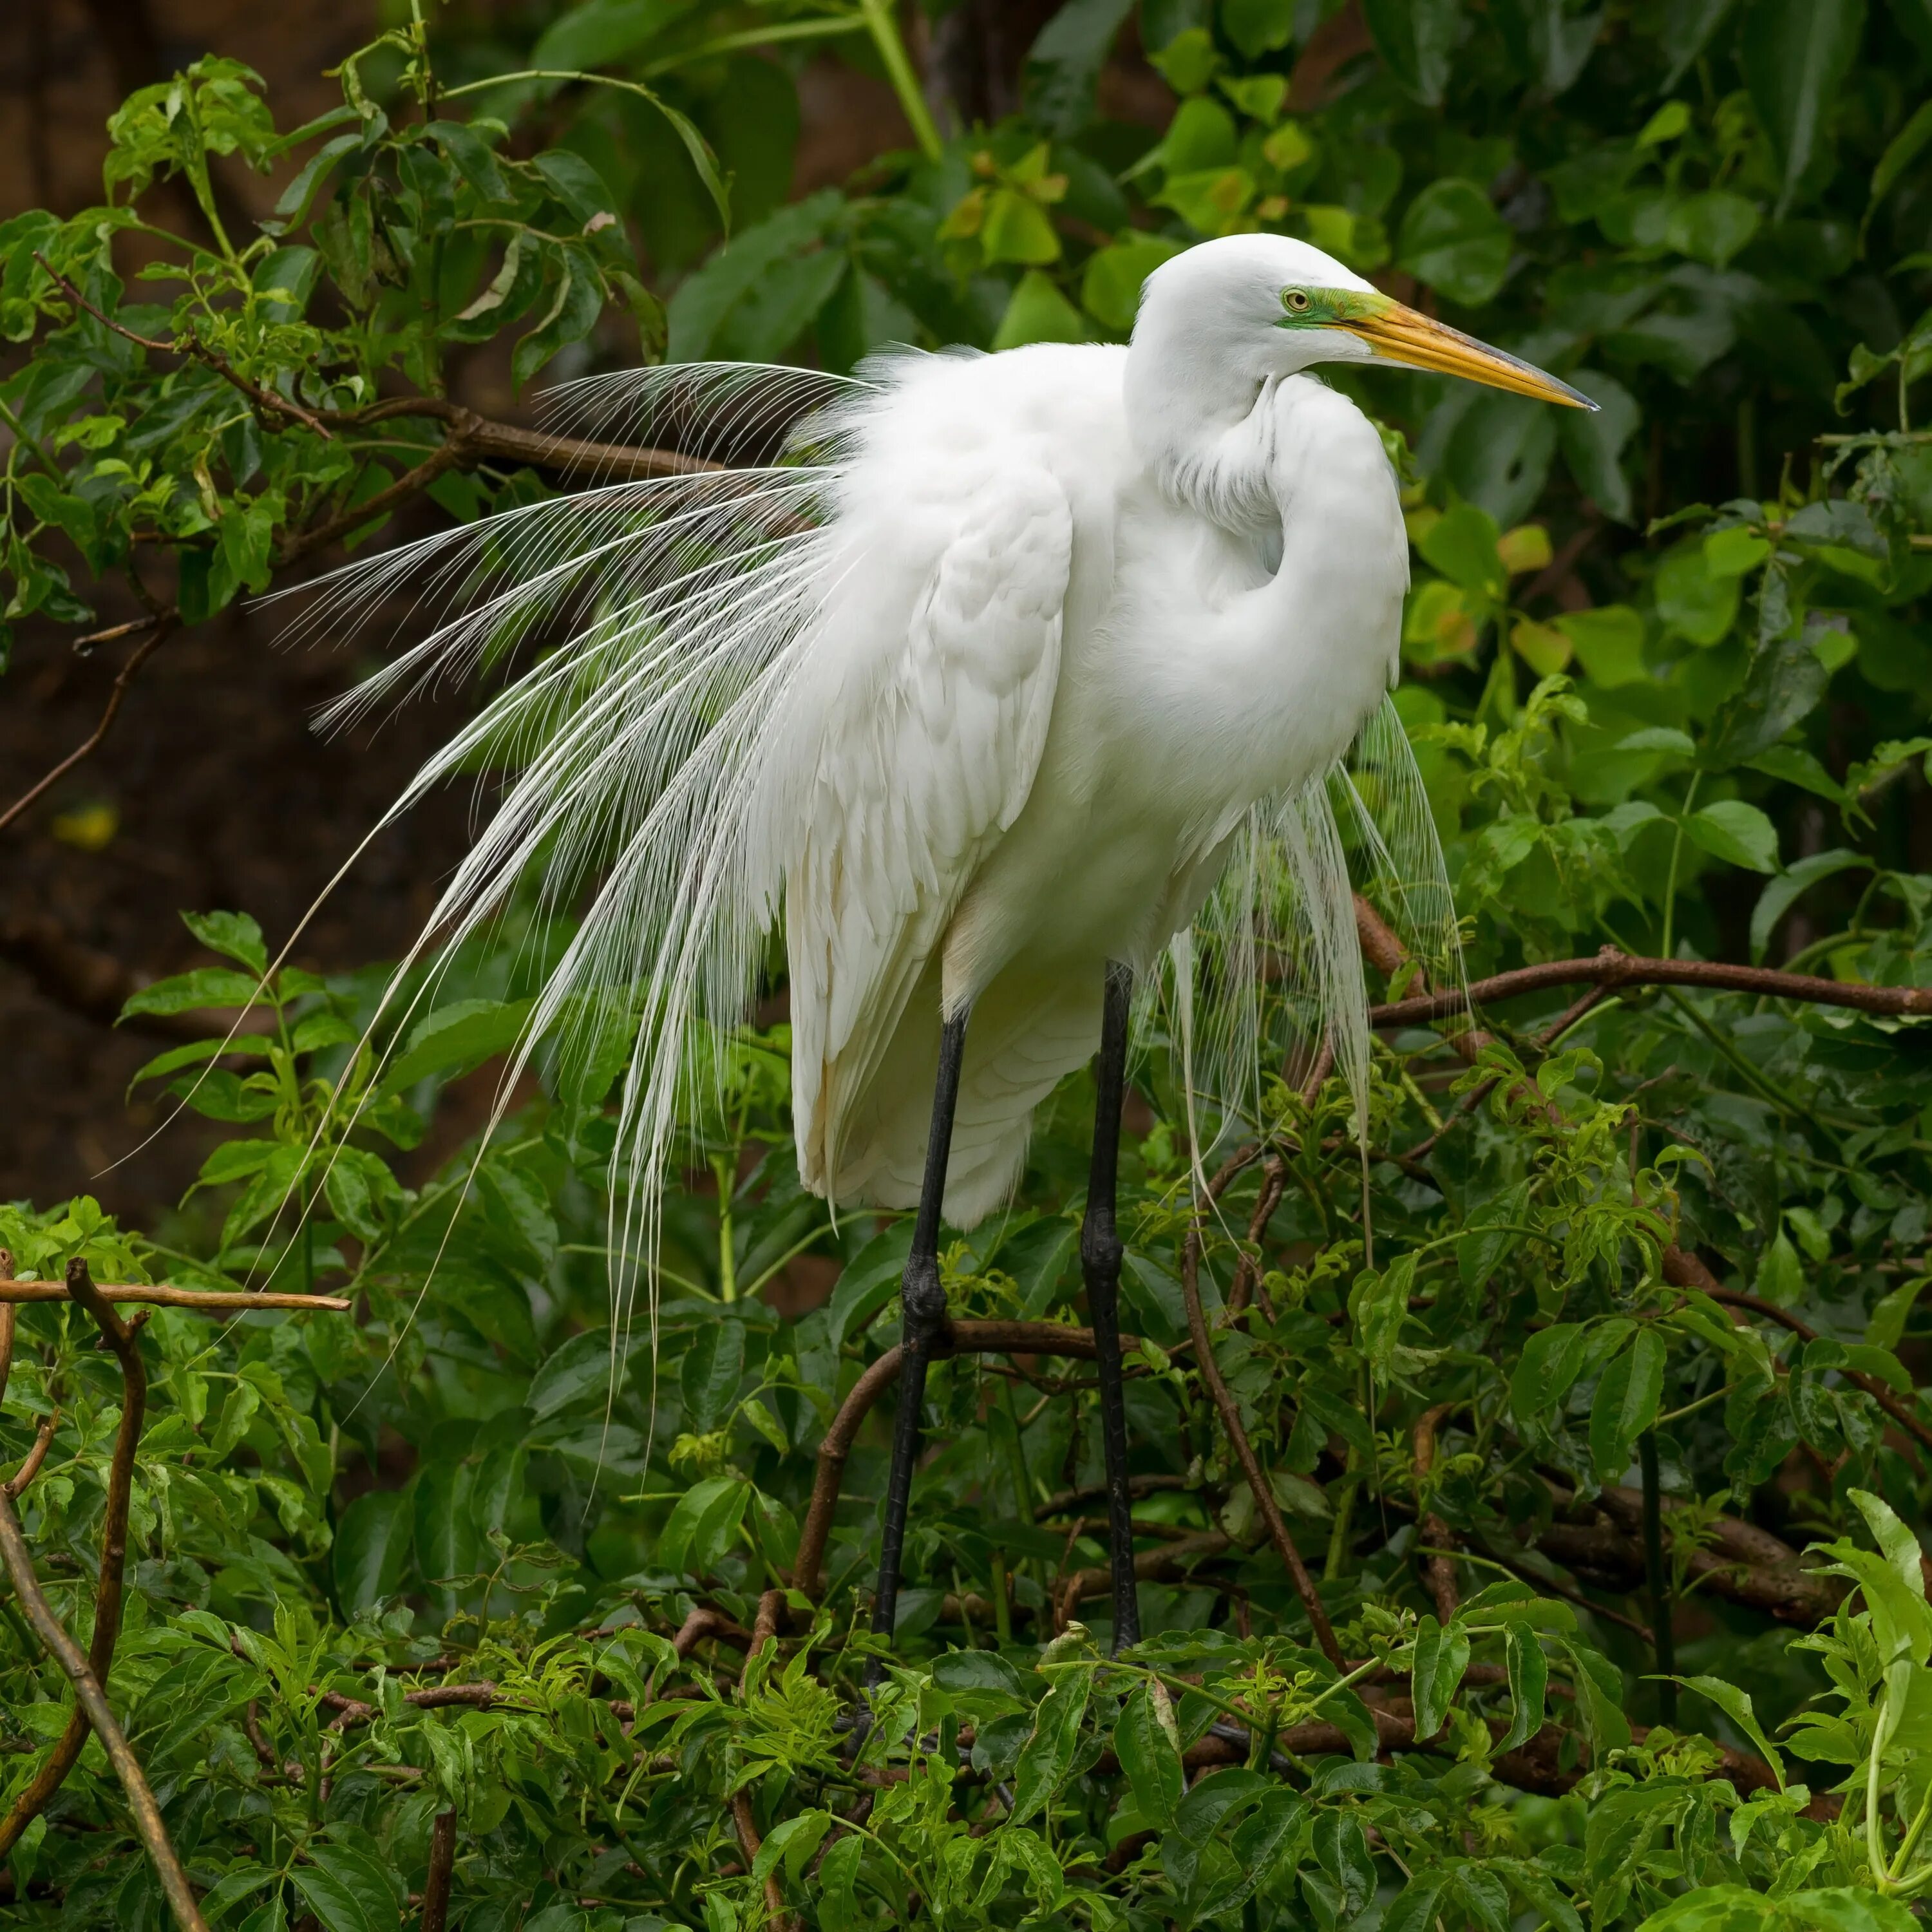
[5,0,1932,1928]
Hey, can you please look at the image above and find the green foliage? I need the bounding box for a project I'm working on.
[6,2,1932,1927]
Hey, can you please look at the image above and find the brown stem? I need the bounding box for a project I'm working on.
[730,1789,795,1931]
[0,1282,351,1313]
[420,1808,457,1932]
[337,397,722,485]
[0,618,176,837]
[1371,946,1932,1027]
[790,1318,1144,1600]
[1179,1227,1341,1666]
[1226,1155,1287,1320]
[275,440,465,566]
[0,1250,15,1406]
[4,1409,59,1499]
[1412,1402,1459,1622]
[0,1261,148,1857]
[753,1589,784,1647]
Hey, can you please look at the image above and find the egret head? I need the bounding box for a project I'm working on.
[1133,233,1594,412]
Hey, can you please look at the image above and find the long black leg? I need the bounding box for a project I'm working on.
[869,1006,969,1662]
[1082,961,1141,1652]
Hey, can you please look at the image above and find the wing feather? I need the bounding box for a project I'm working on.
[788,466,1072,1202]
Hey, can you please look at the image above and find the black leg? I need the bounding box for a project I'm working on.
[869,1007,969,1663]
[1082,961,1141,1652]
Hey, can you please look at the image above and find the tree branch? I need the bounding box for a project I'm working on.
[0,1261,166,1878]
[0,1281,350,1312]
[419,1808,457,1932]
[0,617,176,837]
[1370,945,1932,1027]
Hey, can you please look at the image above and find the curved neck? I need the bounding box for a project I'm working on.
[1124,343,1276,530]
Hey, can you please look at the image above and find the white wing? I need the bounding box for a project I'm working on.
[784,464,1072,1203]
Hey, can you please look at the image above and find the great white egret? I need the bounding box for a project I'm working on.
[302,232,1591,1654]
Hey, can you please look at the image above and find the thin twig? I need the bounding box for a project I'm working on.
[35,252,334,440]
[4,1410,59,1499]
[0,618,176,837]
[1179,1224,1342,1666]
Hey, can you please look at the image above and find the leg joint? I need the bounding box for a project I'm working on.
[900,1253,948,1343]
[1080,1220,1122,1286]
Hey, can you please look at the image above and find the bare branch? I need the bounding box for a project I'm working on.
[0,617,176,837]
[1371,945,1932,1027]
[0,1281,350,1313]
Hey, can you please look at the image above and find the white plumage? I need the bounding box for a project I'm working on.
[292,232,1589,1305]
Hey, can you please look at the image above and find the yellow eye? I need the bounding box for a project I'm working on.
[1283,289,1312,313]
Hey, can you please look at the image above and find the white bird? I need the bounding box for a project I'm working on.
[302,231,1590,1651]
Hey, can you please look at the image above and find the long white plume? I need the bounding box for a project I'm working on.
[1160,694,1462,1167]
[277,365,871,1335]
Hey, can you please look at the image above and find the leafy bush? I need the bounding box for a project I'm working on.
[4,3,1932,1929]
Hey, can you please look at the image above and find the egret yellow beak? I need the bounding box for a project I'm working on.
[1343,302,1596,410]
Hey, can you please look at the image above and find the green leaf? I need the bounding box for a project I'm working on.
[1113,1684,1184,1825]
[992,269,1093,350]
[290,1845,401,1932]
[1666,1674,1784,1789]
[1080,233,1183,334]
[1748,849,1869,960]
[180,909,269,974]
[1410,1614,1470,1737]
[332,1491,412,1614]
[1311,1810,1376,1917]
[1740,0,1868,216]
[1382,1872,1452,1932]
[752,1809,829,1885]
[118,968,265,1019]
[1417,500,1505,596]
[1363,0,1464,104]
[1635,1886,1920,1931]
[1499,1624,1549,1752]
[1683,800,1780,873]
[528,1330,619,1419]
[1867,1278,1924,1354]
[656,1476,750,1577]
[379,998,532,1094]
[680,1319,746,1432]
[1589,1327,1665,1478]
[1009,1662,1094,1824]
[1398,178,1513,305]
[1023,0,1135,135]
[980,191,1061,267]
[1510,1321,1590,1421]
[532,0,706,71]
